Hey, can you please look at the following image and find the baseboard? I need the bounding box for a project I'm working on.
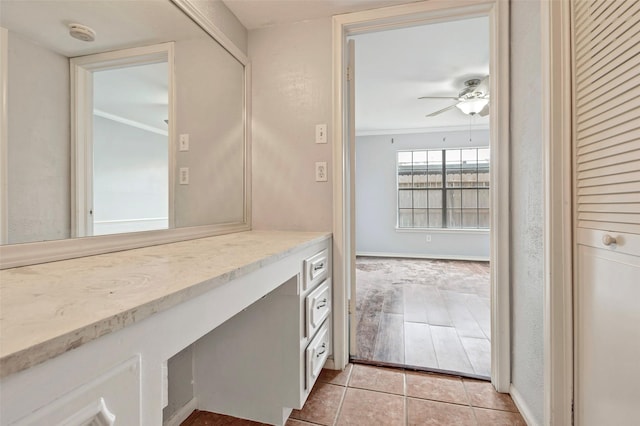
[356,251,490,262]
[509,385,539,426]
[323,357,336,370]
[163,397,198,426]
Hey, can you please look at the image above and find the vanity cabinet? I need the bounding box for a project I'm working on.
[0,232,332,426]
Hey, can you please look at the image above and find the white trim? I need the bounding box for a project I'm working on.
[1,0,252,269]
[332,0,510,391]
[356,251,490,262]
[541,0,574,425]
[163,397,198,426]
[93,109,168,136]
[510,384,541,426]
[356,123,490,136]
[0,27,8,245]
[93,217,169,225]
[0,222,249,270]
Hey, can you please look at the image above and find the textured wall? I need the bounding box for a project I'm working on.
[356,131,490,259]
[249,18,333,232]
[510,0,544,423]
[7,31,70,244]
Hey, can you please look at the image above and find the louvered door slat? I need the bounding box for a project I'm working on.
[578,170,640,188]
[577,84,640,127]
[577,136,638,159]
[578,159,640,179]
[576,68,640,107]
[579,203,640,214]
[579,193,640,205]
[578,150,640,172]
[575,1,640,64]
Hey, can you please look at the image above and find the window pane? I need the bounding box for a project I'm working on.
[461,170,477,187]
[461,148,477,164]
[478,148,490,164]
[428,169,443,187]
[398,189,412,208]
[461,189,477,208]
[413,169,427,188]
[428,190,442,208]
[447,189,462,208]
[428,150,442,165]
[414,209,427,227]
[398,151,412,166]
[478,209,490,228]
[446,170,461,188]
[447,207,462,228]
[399,209,413,227]
[413,190,427,208]
[478,170,490,187]
[462,209,478,228]
[478,189,490,208]
[446,149,461,166]
[413,151,427,165]
[428,209,443,228]
[398,172,412,188]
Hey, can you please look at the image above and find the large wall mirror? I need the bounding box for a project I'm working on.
[0,0,250,268]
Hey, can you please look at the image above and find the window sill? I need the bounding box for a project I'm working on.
[395,227,490,235]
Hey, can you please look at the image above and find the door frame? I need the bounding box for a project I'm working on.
[70,42,175,238]
[541,0,574,424]
[0,27,8,244]
[331,0,511,392]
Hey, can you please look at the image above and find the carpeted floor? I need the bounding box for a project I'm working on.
[354,256,491,378]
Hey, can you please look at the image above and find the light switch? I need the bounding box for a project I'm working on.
[179,167,189,185]
[315,124,327,144]
[179,134,189,151]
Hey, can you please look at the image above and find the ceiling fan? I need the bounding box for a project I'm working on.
[419,77,490,117]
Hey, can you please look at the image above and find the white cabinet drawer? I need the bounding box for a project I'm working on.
[13,356,140,426]
[303,249,328,291]
[305,321,330,391]
[305,279,331,338]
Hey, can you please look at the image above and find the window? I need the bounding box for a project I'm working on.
[397,148,490,229]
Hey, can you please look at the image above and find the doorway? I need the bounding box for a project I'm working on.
[331,0,510,391]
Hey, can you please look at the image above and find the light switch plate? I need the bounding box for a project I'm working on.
[179,167,189,185]
[179,134,189,151]
[315,124,327,144]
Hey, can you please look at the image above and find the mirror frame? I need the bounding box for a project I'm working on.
[0,0,252,269]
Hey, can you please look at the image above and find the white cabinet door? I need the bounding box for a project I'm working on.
[572,0,640,423]
[575,233,640,425]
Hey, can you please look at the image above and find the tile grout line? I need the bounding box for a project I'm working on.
[330,364,354,426]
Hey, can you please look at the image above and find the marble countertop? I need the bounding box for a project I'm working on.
[0,230,330,378]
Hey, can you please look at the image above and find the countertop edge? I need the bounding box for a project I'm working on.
[0,231,332,379]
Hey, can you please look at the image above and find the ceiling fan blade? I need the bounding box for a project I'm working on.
[477,76,490,96]
[418,96,459,100]
[425,103,458,117]
[478,103,490,117]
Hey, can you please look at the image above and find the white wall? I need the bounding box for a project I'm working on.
[6,30,70,244]
[174,37,245,228]
[356,130,490,260]
[248,6,545,423]
[510,0,544,423]
[249,18,333,232]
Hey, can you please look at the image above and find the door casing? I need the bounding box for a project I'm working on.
[331,0,511,393]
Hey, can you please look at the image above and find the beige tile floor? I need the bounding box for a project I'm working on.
[182,364,525,426]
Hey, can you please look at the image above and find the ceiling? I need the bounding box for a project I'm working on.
[223,0,489,134]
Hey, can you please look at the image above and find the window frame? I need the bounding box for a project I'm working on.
[396,147,490,230]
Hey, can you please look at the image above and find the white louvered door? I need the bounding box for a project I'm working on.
[573,0,640,424]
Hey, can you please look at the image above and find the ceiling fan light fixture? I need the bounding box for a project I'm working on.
[456,98,489,115]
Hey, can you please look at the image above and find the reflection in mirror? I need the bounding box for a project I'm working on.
[0,0,247,245]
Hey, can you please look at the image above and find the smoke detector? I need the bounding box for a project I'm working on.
[68,23,96,42]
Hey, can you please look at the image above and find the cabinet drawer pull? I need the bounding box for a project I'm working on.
[313,262,325,271]
[316,298,328,309]
[316,343,326,357]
